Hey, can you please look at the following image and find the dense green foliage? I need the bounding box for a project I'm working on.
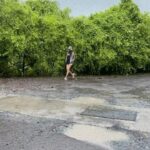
[0,0,150,76]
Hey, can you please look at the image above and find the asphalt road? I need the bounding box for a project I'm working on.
[0,74,150,150]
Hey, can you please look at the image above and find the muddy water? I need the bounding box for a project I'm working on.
[64,124,129,149]
[0,96,106,120]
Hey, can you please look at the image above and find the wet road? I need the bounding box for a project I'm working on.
[0,74,150,150]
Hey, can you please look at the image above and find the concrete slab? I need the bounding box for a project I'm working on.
[81,107,137,121]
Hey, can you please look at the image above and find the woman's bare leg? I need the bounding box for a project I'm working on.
[65,64,75,80]
[68,64,75,78]
[65,65,70,79]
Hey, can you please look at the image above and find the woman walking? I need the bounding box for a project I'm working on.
[64,46,75,80]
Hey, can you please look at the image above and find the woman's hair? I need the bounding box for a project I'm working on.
[68,46,73,51]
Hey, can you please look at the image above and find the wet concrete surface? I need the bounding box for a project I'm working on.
[0,74,150,150]
[0,112,103,150]
[81,107,137,121]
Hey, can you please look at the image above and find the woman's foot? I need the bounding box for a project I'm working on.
[72,73,75,79]
[64,77,67,80]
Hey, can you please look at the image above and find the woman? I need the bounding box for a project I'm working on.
[64,46,75,80]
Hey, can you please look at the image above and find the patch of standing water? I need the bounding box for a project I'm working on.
[64,124,129,150]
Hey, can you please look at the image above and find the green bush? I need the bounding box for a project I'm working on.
[0,0,150,76]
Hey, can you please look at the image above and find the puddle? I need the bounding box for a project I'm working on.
[64,124,129,149]
[72,96,107,106]
[0,96,84,119]
[1,95,150,134]
[0,96,107,119]
[124,111,150,133]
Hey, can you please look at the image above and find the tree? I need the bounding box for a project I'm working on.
[0,0,150,76]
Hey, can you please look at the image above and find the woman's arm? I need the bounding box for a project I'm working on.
[70,52,75,63]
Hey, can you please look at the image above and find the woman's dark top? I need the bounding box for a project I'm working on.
[66,51,72,64]
[66,54,70,64]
